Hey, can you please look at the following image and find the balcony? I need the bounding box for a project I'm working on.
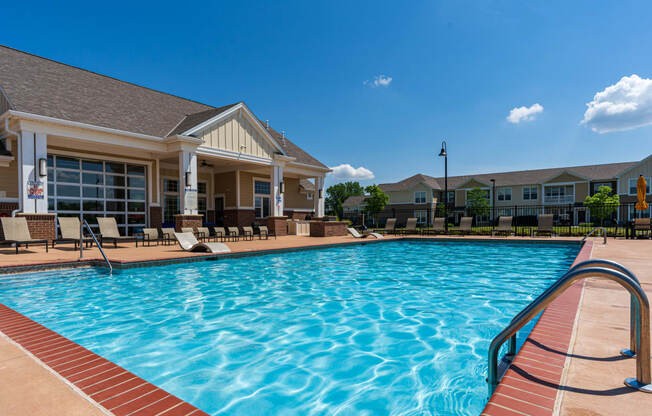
[543,195,575,204]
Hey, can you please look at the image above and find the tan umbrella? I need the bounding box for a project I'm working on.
[635,175,648,215]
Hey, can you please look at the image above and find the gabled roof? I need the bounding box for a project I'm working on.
[0,44,327,169]
[299,179,315,191]
[381,161,639,191]
[342,195,367,207]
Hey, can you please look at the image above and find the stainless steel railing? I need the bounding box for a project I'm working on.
[582,226,607,244]
[79,219,112,273]
[487,265,651,397]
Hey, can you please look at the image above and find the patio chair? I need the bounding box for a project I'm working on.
[227,227,240,241]
[634,218,651,238]
[397,218,418,235]
[381,218,397,235]
[347,227,384,239]
[197,227,211,242]
[492,216,514,237]
[161,227,176,245]
[135,228,161,247]
[457,217,473,235]
[213,226,227,242]
[424,217,446,235]
[96,217,134,247]
[533,214,555,237]
[258,225,276,240]
[54,216,94,249]
[174,232,231,254]
[1,217,49,254]
[242,226,254,241]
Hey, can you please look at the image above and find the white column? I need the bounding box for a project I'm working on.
[17,131,48,213]
[314,175,325,217]
[271,164,284,216]
[178,150,198,214]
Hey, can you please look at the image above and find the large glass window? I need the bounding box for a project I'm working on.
[254,180,271,218]
[47,155,147,235]
[163,179,179,224]
[197,181,207,220]
[544,185,574,203]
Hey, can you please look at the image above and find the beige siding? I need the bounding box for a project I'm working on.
[618,157,652,195]
[388,184,432,204]
[214,171,236,207]
[494,185,541,206]
[197,111,276,159]
[0,158,18,198]
[575,182,589,202]
[545,172,586,183]
[239,171,261,207]
[455,189,466,206]
[284,177,313,209]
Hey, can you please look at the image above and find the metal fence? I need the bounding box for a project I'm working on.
[342,203,651,237]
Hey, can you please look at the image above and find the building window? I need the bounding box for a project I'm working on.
[629,177,651,195]
[307,193,313,200]
[497,207,513,216]
[544,185,574,204]
[496,188,512,201]
[197,181,207,220]
[163,178,179,224]
[522,186,538,201]
[629,205,651,220]
[414,191,426,204]
[254,180,271,218]
[48,155,147,235]
[414,210,428,224]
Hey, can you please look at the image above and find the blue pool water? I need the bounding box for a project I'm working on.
[0,241,578,415]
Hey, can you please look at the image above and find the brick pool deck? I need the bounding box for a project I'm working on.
[0,235,650,415]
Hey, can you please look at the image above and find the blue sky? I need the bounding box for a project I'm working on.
[3,1,652,187]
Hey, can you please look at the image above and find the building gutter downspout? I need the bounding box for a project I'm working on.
[4,117,22,215]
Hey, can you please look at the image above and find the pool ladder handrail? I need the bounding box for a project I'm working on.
[79,219,112,274]
[487,262,651,397]
[582,226,607,244]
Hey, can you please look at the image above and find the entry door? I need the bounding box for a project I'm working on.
[215,196,224,225]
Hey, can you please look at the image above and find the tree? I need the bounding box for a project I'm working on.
[466,187,490,219]
[325,181,364,218]
[584,186,620,226]
[363,185,389,225]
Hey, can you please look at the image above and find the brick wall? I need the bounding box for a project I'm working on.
[309,220,347,237]
[223,209,256,227]
[149,206,162,229]
[266,216,288,236]
[174,214,203,232]
[16,213,56,242]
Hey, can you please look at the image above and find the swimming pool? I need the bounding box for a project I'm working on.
[0,241,579,415]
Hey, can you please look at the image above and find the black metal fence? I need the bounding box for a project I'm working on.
[342,203,650,237]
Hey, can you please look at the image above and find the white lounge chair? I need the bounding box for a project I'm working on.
[347,227,384,239]
[174,232,231,254]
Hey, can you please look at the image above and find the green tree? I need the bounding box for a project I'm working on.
[466,187,490,218]
[584,186,620,226]
[363,185,389,225]
[325,181,364,218]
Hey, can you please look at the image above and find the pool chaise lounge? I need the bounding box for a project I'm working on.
[54,216,95,249]
[1,217,49,254]
[533,214,556,237]
[347,227,384,239]
[174,232,231,254]
[381,218,397,235]
[491,216,514,236]
[423,217,446,235]
[397,217,418,235]
[97,217,136,247]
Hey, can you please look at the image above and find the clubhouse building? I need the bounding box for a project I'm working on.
[0,45,329,241]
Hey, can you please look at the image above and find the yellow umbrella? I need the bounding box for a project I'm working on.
[635,175,648,212]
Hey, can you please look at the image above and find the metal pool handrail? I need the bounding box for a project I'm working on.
[79,219,112,274]
[487,266,651,397]
[582,226,607,244]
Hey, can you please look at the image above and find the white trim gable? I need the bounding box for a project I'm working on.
[181,102,286,156]
[539,169,590,184]
[454,177,491,189]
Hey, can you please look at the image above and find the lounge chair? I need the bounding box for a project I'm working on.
[397,217,417,235]
[161,227,176,245]
[347,227,384,239]
[213,227,227,241]
[181,227,207,242]
[258,225,276,240]
[96,217,134,247]
[380,218,397,235]
[1,217,49,254]
[227,227,240,241]
[634,218,651,238]
[135,228,161,247]
[423,217,445,235]
[492,216,514,237]
[174,232,231,254]
[533,214,555,237]
[242,226,254,241]
[197,227,211,241]
[54,216,94,249]
[456,217,473,235]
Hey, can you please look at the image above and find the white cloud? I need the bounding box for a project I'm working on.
[363,74,392,88]
[581,74,652,133]
[506,103,544,123]
[329,164,375,180]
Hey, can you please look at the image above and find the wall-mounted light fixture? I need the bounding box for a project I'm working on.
[185,171,192,187]
[279,181,285,194]
[39,158,47,177]
[319,189,323,199]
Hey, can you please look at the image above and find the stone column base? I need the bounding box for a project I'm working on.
[174,214,203,232]
[309,220,347,237]
[16,213,57,242]
[266,216,288,236]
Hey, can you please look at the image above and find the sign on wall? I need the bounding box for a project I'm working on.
[27,180,44,199]
[185,188,198,211]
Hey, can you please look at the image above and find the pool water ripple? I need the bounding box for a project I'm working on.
[0,241,578,415]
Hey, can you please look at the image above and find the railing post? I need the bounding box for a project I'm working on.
[79,219,83,259]
[568,204,573,236]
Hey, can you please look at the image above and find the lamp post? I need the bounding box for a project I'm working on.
[438,141,448,233]
[490,178,496,224]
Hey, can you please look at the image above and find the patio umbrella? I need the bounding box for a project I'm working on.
[635,175,648,216]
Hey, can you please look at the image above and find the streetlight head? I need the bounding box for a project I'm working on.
[438,141,447,157]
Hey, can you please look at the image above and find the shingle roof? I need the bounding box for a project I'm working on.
[380,161,638,191]
[0,45,327,169]
[342,195,367,207]
[299,179,315,191]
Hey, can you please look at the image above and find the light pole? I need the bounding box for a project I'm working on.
[438,141,448,233]
[490,178,496,224]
